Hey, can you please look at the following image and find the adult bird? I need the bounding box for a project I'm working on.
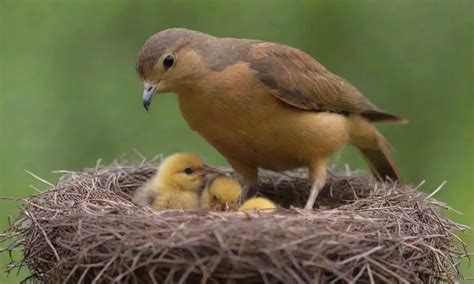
[136,28,404,209]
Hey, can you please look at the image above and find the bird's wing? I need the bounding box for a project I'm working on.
[247,43,403,122]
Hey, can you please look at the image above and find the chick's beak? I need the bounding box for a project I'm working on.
[200,164,224,175]
[142,84,156,111]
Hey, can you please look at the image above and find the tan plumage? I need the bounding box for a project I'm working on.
[132,152,218,210]
[248,42,404,123]
[200,175,242,211]
[239,197,277,212]
[136,28,404,209]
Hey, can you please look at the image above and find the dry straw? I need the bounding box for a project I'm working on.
[1,158,469,283]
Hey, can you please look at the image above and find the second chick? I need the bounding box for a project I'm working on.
[201,175,242,211]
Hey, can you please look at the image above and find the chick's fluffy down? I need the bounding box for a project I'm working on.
[239,197,277,212]
[201,175,242,211]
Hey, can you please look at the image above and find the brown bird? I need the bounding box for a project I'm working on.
[136,28,404,210]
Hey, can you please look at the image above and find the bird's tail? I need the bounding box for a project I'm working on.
[348,115,402,182]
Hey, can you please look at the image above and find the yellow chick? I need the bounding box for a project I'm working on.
[132,152,219,210]
[239,197,277,212]
[200,175,242,211]
[132,182,157,207]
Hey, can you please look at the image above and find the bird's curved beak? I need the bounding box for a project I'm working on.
[142,83,157,111]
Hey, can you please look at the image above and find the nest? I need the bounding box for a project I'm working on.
[2,159,469,283]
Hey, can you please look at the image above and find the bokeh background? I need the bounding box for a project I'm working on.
[1,0,472,282]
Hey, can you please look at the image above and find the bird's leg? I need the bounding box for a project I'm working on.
[227,159,258,203]
[305,159,328,210]
[240,182,253,202]
[305,180,325,210]
[231,175,254,202]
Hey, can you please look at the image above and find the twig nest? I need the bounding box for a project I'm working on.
[2,161,468,283]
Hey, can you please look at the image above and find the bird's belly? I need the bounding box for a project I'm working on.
[178,93,349,171]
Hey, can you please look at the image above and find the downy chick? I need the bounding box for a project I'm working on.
[239,197,277,212]
[201,175,242,211]
[132,152,218,209]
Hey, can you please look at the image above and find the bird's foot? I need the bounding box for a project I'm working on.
[304,181,323,210]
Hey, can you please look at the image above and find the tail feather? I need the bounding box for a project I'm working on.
[362,111,407,124]
[360,146,402,182]
[349,116,402,182]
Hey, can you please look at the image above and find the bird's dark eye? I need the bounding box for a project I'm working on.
[184,167,193,175]
[163,55,175,70]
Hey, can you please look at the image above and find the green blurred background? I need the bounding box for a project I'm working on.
[1,0,472,282]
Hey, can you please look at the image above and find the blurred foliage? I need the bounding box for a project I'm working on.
[1,0,472,282]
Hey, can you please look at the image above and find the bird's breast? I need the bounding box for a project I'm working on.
[176,63,349,171]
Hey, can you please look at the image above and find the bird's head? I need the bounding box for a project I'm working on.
[207,175,242,211]
[157,152,220,192]
[135,28,213,111]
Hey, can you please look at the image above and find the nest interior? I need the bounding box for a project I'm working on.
[1,160,469,283]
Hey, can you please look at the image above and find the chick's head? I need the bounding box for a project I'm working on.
[207,176,242,210]
[208,176,242,202]
[157,153,218,192]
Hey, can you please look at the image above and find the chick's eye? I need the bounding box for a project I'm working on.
[184,167,193,175]
[163,55,175,70]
